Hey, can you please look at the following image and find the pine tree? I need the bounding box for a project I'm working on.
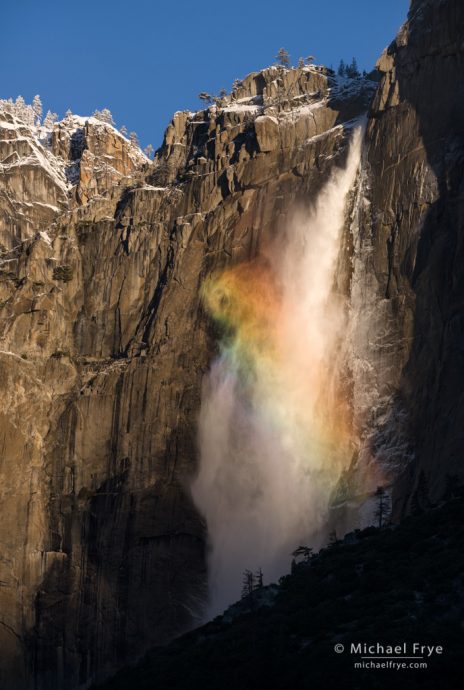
[129,131,139,148]
[43,110,58,128]
[14,95,26,119]
[198,92,214,104]
[254,568,264,589]
[292,545,313,563]
[218,88,227,98]
[241,569,254,598]
[32,95,43,123]
[298,57,305,68]
[0,97,13,116]
[14,96,33,125]
[93,108,114,125]
[374,486,391,528]
[305,55,315,64]
[232,79,243,91]
[276,47,290,67]
[337,59,346,77]
[119,125,128,137]
[65,109,73,119]
[346,57,360,79]
[99,108,115,125]
[144,144,154,158]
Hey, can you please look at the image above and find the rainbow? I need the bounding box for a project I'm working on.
[193,127,385,613]
[201,255,355,489]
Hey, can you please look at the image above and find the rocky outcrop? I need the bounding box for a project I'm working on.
[0,113,69,251]
[0,67,373,689]
[50,116,147,204]
[0,112,147,250]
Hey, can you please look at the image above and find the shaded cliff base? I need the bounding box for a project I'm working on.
[95,491,464,690]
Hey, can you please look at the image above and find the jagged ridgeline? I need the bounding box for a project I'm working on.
[1,0,464,686]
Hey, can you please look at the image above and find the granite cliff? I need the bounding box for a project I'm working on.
[0,67,373,689]
[341,0,464,517]
[1,0,463,685]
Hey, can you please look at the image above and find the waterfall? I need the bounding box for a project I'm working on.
[192,125,364,615]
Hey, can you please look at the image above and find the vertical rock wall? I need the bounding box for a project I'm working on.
[0,68,373,688]
[342,0,464,515]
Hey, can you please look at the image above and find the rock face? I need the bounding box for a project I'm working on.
[0,70,373,688]
[0,112,147,251]
[341,0,464,516]
[2,0,463,680]
[0,113,68,250]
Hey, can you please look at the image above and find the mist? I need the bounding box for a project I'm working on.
[191,125,364,615]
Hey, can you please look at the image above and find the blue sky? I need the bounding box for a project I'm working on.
[1,0,408,149]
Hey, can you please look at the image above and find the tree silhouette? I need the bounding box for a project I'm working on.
[254,568,264,589]
[292,545,313,563]
[374,486,391,528]
[346,57,360,78]
[241,569,254,598]
[198,92,214,104]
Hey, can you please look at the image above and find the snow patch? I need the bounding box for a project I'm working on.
[39,230,52,245]
[221,104,262,114]
[137,185,167,191]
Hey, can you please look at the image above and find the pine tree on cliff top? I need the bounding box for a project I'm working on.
[198,92,214,104]
[144,144,154,159]
[43,110,58,128]
[32,95,42,123]
[93,108,115,126]
[129,131,140,148]
[276,47,290,67]
[346,57,360,78]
